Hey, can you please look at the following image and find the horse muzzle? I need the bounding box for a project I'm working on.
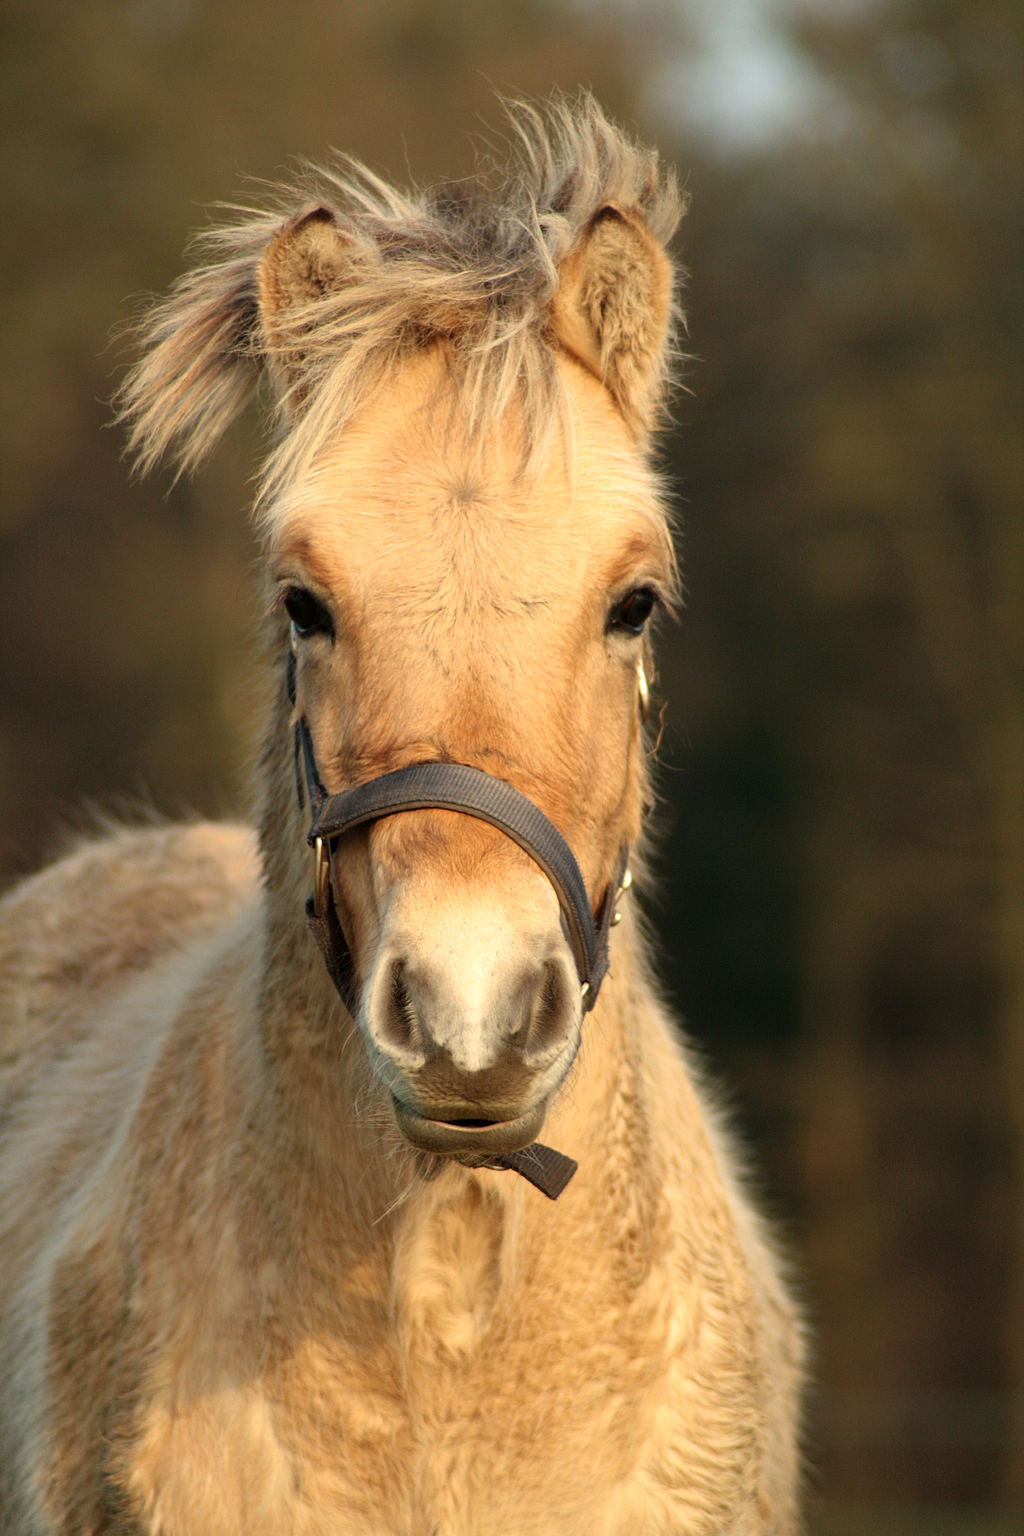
[364,935,580,1161]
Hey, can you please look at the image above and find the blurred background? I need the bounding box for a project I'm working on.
[0,0,1020,1528]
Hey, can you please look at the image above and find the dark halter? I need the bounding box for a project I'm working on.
[287,650,630,1200]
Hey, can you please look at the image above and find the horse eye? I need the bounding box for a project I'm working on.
[284,586,333,639]
[610,587,656,636]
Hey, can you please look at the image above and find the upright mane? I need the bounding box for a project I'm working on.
[118,94,685,515]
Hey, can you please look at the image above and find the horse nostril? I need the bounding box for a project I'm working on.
[380,959,421,1056]
[523,960,575,1065]
[368,946,579,1079]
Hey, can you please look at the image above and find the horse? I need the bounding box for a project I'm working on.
[0,97,803,1534]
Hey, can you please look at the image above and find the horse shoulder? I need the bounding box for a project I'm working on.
[0,821,262,1533]
[0,821,259,1096]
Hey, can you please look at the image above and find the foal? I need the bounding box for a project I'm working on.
[0,98,803,1534]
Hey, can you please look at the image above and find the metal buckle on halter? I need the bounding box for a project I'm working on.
[312,836,331,919]
[610,865,632,927]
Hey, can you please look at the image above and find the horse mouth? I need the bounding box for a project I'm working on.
[390,1096,547,1159]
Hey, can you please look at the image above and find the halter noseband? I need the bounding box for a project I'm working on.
[288,651,632,1200]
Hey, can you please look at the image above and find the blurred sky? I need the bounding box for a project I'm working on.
[561,0,862,150]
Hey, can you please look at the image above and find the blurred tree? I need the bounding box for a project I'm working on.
[651,0,1022,1504]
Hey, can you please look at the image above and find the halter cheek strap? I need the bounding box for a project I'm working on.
[287,653,631,1199]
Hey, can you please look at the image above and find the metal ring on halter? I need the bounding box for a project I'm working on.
[637,660,650,722]
[610,864,633,928]
[312,836,331,919]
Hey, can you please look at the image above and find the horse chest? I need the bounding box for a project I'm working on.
[314,1240,730,1532]
[215,1331,683,1536]
[126,1193,702,1535]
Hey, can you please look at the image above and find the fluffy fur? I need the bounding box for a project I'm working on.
[117,94,684,507]
[1,97,803,1534]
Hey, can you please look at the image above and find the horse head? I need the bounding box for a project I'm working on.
[122,96,682,1174]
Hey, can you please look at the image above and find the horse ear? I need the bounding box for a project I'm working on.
[549,205,674,437]
[120,203,364,477]
[256,206,357,395]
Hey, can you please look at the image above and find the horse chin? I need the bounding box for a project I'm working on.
[390,1094,547,1162]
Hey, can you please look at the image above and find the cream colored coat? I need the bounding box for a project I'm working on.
[0,98,803,1534]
